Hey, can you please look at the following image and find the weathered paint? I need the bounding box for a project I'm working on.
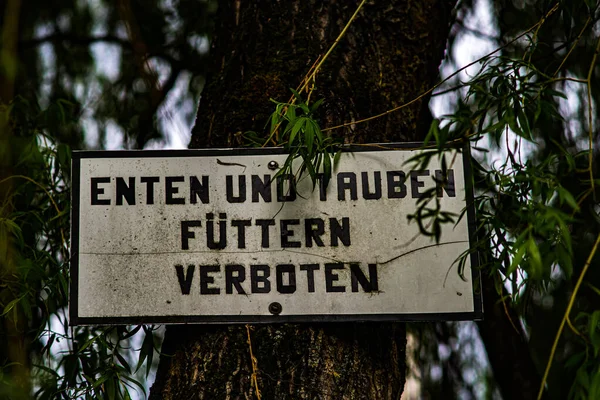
[70,146,479,324]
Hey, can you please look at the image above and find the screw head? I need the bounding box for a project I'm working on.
[268,302,282,315]
[268,160,279,170]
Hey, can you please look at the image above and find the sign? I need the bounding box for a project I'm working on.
[70,144,482,325]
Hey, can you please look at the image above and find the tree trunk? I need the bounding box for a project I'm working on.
[0,1,31,398]
[150,1,454,398]
[477,271,544,400]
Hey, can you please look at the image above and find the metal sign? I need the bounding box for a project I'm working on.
[70,144,482,325]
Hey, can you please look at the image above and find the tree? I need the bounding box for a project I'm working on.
[2,0,600,398]
[149,1,455,398]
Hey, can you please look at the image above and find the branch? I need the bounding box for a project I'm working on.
[20,33,130,48]
[19,33,183,68]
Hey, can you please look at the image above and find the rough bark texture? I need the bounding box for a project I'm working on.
[477,271,544,400]
[150,1,454,398]
[189,0,454,148]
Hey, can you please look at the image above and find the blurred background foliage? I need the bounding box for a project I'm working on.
[1,0,600,399]
[14,0,215,150]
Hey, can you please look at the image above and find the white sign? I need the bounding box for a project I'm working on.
[70,145,481,325]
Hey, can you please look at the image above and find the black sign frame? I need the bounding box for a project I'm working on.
[70,142,483,325]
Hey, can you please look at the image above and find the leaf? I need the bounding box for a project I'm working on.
[305,122,314,155]
[289,88,305,104]
[588,368,600,400]
[115,351,131,374]
[121,375,147,398]
[119,325,142,341]
[557,244,573,278]
[333,149,342,168]
[516,104,533,141]
[589,310,600,356]
[527,237,542,279]
[92,372,111,389]
[310,98,324,112]
[1,297,21,316]
[322,152,332,189]
[558,186,579,211]
[78,333,101,353]
[311,119,323,142]
[564,352,585,369]
[290,117,305,145]
[424,119,440,146]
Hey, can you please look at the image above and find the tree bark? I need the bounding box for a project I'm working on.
[477,271,545,400]
[150,1,454,398]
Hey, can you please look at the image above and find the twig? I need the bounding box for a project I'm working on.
[537,232,600,400]
[298,0,367,94]
[246,325,261,399]
[585,36,600,200]
[323,3,561,132]
[261,0,367,147]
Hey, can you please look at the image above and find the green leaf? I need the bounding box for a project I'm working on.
[290,117,305,145]
[527,237,542,279]
[92,372,111,389]
[311,119,323,142]
[121,375,147,398]
[323,152,332,188]
[589,368,600,400]
[305,123,314,154]
[269,111,280,135]
[289,88,305,103]
[333,149,342,168]
[558,186,579,211]
[310,98,324,112]
[115,351,131,374]
[1,297,21,316]
[590,310,600,356]
[33,363,60,378]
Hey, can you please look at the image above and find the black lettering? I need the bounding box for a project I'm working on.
[387,171,407,198]
[280,219,301,248]
[226,175,246,203]
[435,169,456,197]
[276,264,296,294]
[116,177,136,205]
[174,264,195,294]
[141,176,159,204]
[410,170,429,199]
[190,176,210,204]
[166,176,185,204]
[225,264,246,294]
[250,265,271,293]
[337,172,357,200]
[330,217,351,246]
[277,174,297,202]
[350,264,379,292]
[361,171,382,200]
[200,265,220,295]
[91,177,111,205]
[231,219,252,248]
[181,220,201,250]
[206,213,227,249]
[305,218,325,247]
[300,264,319,292]
[325,263,345,292]
[251,175,272,202]
[256,219,275,248]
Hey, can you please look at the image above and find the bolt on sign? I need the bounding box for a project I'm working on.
[70,144,482,325]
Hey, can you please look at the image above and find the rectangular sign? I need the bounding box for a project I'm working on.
[70,144,481,325]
